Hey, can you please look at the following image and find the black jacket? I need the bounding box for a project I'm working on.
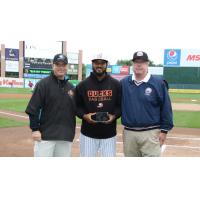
[75,72,121,139]
[25,73,76,142]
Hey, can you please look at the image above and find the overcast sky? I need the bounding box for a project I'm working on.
[1,0,200,64]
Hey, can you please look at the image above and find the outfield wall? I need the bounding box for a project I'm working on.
[0,77,79,89]
[164,67,200,89]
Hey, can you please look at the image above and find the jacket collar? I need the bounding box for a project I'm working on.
[51,72,69,83]
[132,72,151,83]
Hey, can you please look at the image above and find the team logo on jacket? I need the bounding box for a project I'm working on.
[87,90,112,101]
[97,103,103,108]
[145,87,152,96]
[68,90,74,98]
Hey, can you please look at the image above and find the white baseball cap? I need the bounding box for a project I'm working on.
[91,53,108,63]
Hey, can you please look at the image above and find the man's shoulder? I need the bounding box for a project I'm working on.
[107,75,120,85]
[149,75,163,83]
[120,75,131,84]
[149,75,166,89]
[78,76,91,85]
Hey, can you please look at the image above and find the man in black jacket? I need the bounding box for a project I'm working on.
[75,54,121,157]
[25,54,76,157]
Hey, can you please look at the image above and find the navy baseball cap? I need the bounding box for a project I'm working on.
[132,51,149,62]
[53,54,68,64]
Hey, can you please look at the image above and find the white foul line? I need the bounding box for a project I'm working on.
[0,111,28,119]
[167,136,200,141]
[166,144,200,150]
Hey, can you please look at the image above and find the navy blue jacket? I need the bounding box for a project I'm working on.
[121,75,173,133]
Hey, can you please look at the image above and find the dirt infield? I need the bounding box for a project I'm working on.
[172,103,200,111]
[0,125,200,157]
[0,94,31,99]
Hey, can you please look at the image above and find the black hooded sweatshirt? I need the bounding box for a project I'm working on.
[25,73,76,142]
[75,72,121,139]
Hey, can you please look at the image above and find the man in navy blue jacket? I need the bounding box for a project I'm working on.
[121,51,173,157]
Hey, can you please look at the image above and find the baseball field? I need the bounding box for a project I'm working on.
[0,87,200,157]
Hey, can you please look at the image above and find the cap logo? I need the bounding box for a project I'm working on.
[137,51,144,56]
[96,53,103,59]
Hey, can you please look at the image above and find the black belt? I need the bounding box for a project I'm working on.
[124,126,160,132]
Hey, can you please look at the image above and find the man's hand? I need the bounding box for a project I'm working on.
[32,131,42,141]
[103,114,116,124]
[83,113,97,124]
[159,132,167,146]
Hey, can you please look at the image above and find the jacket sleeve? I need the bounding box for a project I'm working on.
[25,82,45,131]
[160,81,174,133]
[113,81,121,119]
[75,84,86,119]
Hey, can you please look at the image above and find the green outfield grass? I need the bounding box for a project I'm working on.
[0,99,29,113]
[0,117,28,128]
[169,93,200,104]
[173,111,200,128]
[0,88,200,128]
[0,87,31,94]
[0,112,199,128]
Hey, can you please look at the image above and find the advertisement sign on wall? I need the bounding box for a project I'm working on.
[180,49,200,67]
[24,57,52,69]
[5,48,19,72]
[67,52,79,64]
[0,78,24,88]
[164,49,181,66]
[24,73,49,79]
[24,78,40,89]
[164,49,200,67]
[5,48,19,61]
[67,64,78,75]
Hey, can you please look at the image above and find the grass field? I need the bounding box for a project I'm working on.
[173,111,200,128]
[0,99,30,113]
[0,87,200,128]
[0,117,28,128]
[0,88,31,94]
[170,93,200,104]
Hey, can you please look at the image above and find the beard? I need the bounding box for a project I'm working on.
[92,67,107,77]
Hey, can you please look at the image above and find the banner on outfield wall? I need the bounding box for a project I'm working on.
[0,78,24,88]
[68,64,78,75]
[86,65,163,80]
[86,65,129,78]
[24,73,49,79]
[67,52,79,64]
[24,79,40,89]
[164,49,200,67]
[180,49,200,67]
[24,57,52,69]
[5,48,19,72]
[5,48,19,61]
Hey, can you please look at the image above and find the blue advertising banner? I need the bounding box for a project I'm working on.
[24,73,49,79]
[5,48,19,61]
[164,49,181,66]
[111,65,121,74]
